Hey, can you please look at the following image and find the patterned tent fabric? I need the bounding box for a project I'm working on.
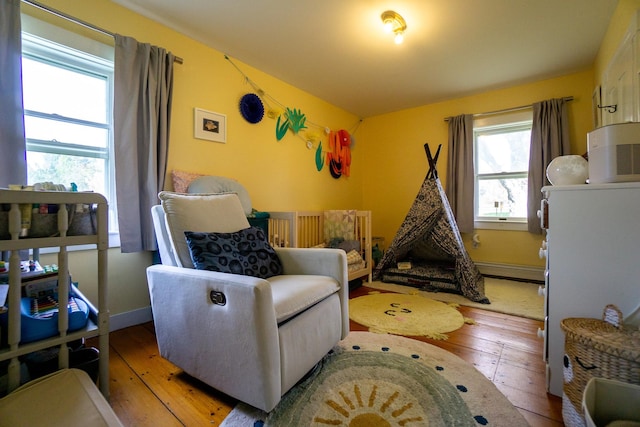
[373,176,488,304]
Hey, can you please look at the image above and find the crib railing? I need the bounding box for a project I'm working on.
[267,210,372,282]
[295,211,324,248]
[267,212,294,248]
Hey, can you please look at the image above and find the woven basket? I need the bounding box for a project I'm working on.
[0,205,96,240]
[561,305,640,427]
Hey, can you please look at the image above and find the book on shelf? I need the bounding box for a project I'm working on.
[23,274,63,299]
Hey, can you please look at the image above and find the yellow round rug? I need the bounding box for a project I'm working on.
[349,292,474,339]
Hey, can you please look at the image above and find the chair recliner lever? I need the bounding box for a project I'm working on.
[209,290,226,306]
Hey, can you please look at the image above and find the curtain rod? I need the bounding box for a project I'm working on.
[20,0,184,64]
[443,96,573,122]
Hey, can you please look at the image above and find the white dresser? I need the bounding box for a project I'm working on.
[539,182,640,397]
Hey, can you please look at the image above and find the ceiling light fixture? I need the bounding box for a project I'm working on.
[381,10,407,44]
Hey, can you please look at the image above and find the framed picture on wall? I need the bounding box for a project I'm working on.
[194,108,226,143]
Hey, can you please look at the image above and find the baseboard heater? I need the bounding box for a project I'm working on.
[475,262,544,283]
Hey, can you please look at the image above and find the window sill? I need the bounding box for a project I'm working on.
[36,231,120,254]
[474,220,527,231]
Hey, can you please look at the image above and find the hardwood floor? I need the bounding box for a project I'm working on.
[93,285,563,426]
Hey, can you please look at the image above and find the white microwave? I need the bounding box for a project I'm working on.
[588,122,640,184]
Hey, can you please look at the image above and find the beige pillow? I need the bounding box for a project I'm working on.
[158,191,250,268]
[187,175,253,216]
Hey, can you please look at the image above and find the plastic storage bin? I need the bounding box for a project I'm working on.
[582,377,640,427]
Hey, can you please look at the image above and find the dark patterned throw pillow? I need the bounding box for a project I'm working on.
[184,227,283,279]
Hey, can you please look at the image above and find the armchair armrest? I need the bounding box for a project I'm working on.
[146,264,282,410]
[274,247,349,338]
[275,247,347,282]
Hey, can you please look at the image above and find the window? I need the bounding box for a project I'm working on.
[21,20,118,244]
[473,111,532,230]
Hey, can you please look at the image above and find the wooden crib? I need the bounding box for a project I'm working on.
[267,211,372,283]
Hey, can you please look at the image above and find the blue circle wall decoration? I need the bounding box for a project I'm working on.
[239,93,264,124]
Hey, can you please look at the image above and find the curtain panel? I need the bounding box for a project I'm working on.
[114,35,174,252]
[0,0,27,188]
[527,98,570,234]
[445,114,474,234]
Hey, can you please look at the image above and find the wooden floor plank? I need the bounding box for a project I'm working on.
[103,283,562,425]
[519,408,565,427]
[495,382,563,422]
[107,342,183,427]
[499,345,547,374]
[108,325,235,426]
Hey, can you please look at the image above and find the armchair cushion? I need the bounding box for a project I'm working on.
[185,227,283,279]
[268,275,340,323]
[158,191,250,268]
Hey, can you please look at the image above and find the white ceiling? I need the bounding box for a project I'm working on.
[112,0,618,117]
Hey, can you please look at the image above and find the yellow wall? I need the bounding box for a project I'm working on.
[27,0,362,318]
[360,70,595,267]
[27,0,363,212]
[24,0,637,319]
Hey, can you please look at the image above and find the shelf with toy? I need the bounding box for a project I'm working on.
[0,260,58,284]
[0,189,108,399]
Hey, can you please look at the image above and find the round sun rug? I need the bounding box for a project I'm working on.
[221,332,528,426]
[349,292,474,339]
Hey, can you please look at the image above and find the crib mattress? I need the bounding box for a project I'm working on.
[0,368,123,427]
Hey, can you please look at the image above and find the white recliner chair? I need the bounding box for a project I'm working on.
[146,191,349,412]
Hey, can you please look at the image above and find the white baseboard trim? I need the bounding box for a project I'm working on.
[109,306,153,332]
[476,262,545,282]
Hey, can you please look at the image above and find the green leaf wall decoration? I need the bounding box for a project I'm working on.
[286,108,307,133]
[315,141,324,171]
[275,115,290,141]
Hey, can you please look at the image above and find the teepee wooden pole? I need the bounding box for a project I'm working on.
[424,143,441,180]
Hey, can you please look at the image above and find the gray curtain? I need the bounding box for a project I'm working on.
[114,35,174,252]
[445,114,474,234]
[527,98,570,234]
[0,0,27,188]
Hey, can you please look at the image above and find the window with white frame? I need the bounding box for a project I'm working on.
[21,17,118,243]
[473,110,532,230]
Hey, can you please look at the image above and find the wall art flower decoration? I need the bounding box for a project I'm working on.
[286,108,307,133]
[239,93,264,124]
[275,107,307,141]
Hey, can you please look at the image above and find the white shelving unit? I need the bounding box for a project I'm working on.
[0,189,109,399]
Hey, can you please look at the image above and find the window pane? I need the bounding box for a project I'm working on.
[477,130,530,174]
[25,116,108,149]
[27,151,106,194]
[477,177,528,218]
[22,57,107,123]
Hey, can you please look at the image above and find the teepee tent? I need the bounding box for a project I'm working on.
[373,144,489,304]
